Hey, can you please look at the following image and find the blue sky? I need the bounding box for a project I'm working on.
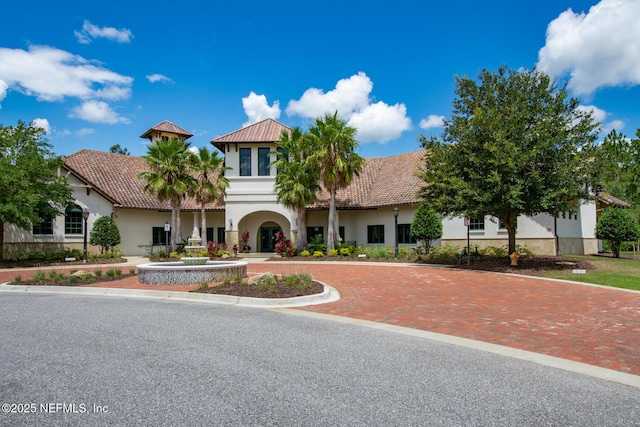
[1,0,638,158]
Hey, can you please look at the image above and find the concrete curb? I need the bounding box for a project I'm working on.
[0,281,340,309]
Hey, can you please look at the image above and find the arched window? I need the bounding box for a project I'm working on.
[65,205,83,235]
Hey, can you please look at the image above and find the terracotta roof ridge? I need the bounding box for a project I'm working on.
[210,118,291,143]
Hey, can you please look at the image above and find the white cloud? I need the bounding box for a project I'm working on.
[347,102,412,143]
[286,72,372,120]
[31,118,50,134]
[242,91,281,126]
[576,104,626,134]
[0,79,7,107]
[76,128,95,136]
[419,114,445,129]
[577,105,607,123]
[74,20,133,44]
[537,0,640,95]
[0,45,133,102]
[69,100,130,124]
[284,72,412,144]
[603,119,625,134]
[146,73,172,84]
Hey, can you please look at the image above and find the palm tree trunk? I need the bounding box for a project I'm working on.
[327,189,337,251]
[296,206,308,253]
[170,208,177,253]
[200,204,207,246]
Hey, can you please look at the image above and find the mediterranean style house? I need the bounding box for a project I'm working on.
[3,119,625,257]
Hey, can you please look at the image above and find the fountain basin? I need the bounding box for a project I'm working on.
[137,261,247,285]
[181,257,210,266]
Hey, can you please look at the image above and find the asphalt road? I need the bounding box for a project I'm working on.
[1,293,638,426]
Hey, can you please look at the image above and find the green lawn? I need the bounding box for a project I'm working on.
[543,255,640,290]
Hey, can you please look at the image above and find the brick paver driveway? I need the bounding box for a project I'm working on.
[249,262,640,376]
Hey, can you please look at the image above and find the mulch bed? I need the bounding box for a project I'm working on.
[267,254,596,277]
[0,258,126,269]
[192,280,324,298]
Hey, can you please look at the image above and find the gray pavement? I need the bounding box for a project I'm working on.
[1,293,638,426]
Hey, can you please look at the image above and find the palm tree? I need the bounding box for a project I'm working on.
[307,112,364,250]
[271,127,319,253]
[191,146,230,246]
[138,137,196,252]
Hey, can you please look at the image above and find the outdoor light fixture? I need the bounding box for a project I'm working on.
[393,207,399,258]
[82,208,90,263]
[164,221,170,255]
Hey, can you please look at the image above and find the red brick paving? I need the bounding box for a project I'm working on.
[248,263,640,376]
[2,262,639,375]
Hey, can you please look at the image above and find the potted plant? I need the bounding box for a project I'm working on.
[241,230,251,253]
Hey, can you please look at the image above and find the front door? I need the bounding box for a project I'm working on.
[260,226,280,252]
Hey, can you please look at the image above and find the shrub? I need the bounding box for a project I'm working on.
[410,202,443,253]
[516,245,534,257]
[596,207,640,258]
[274,231,294,257]
[94,270,103,277]
[13,276,21,283]
[255,273,277,293]
[398,246,411,259]
[328,249,339,257]
[300,250,311,257]
[309,235,327,253]
[313,251,324,258]
[105,269,116,277]
[169,252,182,259]
[49,271,65,281]
[69,276,79,284]
[33,271,45,282]
[89,216,121,254]
[114,268,121,276]
[129,268,136,275]
[283,273,312,291]
[434,245,461,260]
[339,247,351,256]
[216,250,231,257]
[483,246,508,257]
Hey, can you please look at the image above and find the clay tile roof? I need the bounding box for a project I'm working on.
[596,192,631,208]
[63,150,224,211]
[140,120,193,140]
[210,118,291,151]
[310,150,425,209]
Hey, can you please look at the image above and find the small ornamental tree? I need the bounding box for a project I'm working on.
[410,203,443,253]
[89,216,121,254]
[595,208,640,258]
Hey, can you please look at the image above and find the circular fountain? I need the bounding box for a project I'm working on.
[137,229,247,285]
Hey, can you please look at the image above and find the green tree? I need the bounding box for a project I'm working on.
[596,208,640,258]
[592,128,640,208]
[138,138,196,252]
[419,66,600,255]
[89,216,121,254]
[109,144,130,155]
[271,127,320,253]
[0,121,73,260]
[307,112,364,251]
[410,203,442,253]
[191,146,229,245]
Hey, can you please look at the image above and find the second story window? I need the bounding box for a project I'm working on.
[240,148,251,176]
[258,148,270,176]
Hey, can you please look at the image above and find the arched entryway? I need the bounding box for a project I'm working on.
[235,210,291,253]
